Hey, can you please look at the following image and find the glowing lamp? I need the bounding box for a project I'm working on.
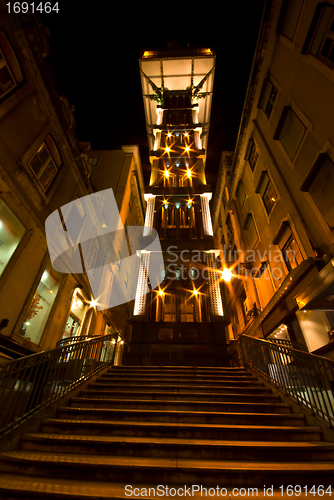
[164,170,169,178]
[221,268,232,283]
[186,169,191,179]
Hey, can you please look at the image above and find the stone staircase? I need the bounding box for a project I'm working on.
[0,365,333,498]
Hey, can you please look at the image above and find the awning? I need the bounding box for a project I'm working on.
[295,258,334,311]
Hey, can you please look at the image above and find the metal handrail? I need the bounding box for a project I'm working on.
[239,334,334,427]
[267,338,309,352]
[56,335,94,347]
[0,333,118,438]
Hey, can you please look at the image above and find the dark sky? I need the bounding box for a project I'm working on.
[41,3,265,187]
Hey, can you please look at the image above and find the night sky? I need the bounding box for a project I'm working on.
[41,3,265,187]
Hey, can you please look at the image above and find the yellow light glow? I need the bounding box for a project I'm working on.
[158,289,164,297]
[90,299,98,307]
[164,170,169,178]
[184,132,188,137]
[192,289,199,296]
[187,198,192,204]
[186,169,191,179]
[165,146,171,153]
[221,268,232,283]
[185,146,190,152]
[167,132,172,138]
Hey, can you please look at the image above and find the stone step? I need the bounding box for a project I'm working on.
[68,396,291,414]
[108,366,248,374]
[100,372,259,381]
[20,433,334,462]
[87,382,272,393]
[79,389,281,403]
[57,406,305,425]
[1,451,333,488]
[0,475,332,500]
[94,376,264,386]
[41,418,320,441]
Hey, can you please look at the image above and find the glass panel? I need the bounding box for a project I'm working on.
[21,261,63,345]
[309,158,334,228]
[279,108,306,159]
[39,159,57,190]
[0,199,26,277]
[0,65,15,97]
[280,0,303,40]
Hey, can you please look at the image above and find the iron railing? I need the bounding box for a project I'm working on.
[56,335,94,347]
[267,338,309,352]
[239,334,334,427]
[0,333,118,437]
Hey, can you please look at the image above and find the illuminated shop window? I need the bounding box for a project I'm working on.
[21,261,63,345]
[28,136,62,192]
[0,198,26,277]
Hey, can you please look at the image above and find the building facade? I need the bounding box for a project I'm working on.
[213,0,334,359]
[124,46,228,366]
[0,6,130,361]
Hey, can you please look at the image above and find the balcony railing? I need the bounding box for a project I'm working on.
[0,333,118,438]
[239,334,334,427]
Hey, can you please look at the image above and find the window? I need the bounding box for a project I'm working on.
[245,138,259,171]
[277,0,304,40]
[21,260,63,345]
[258,79,278,119]
[273,221,303,272]
[274,106,306,160]
[281,234,303,271]
[0,198,26,277]
[28,136,61,191]
[256,171,277,214]
[301,153,334,229]
[90,157,99,166]
[243,213,259,249]
[236,180,246,208]
[0,32,24,101]
[304,4,334,67]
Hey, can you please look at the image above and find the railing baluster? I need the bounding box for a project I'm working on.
[0,333,118,438]
[238,334,334,427]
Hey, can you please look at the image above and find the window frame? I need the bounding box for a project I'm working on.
[28,137,60,193]
[303,3,334,68]
[256,170,278,216]
[258,79,278,119]
[277,0,304,42]
[245,137,260,172]
[0,31,25,104]
[243,212,259,249]
[274,106,307,161]
[301,152,334,230]
[236,179,246,209]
